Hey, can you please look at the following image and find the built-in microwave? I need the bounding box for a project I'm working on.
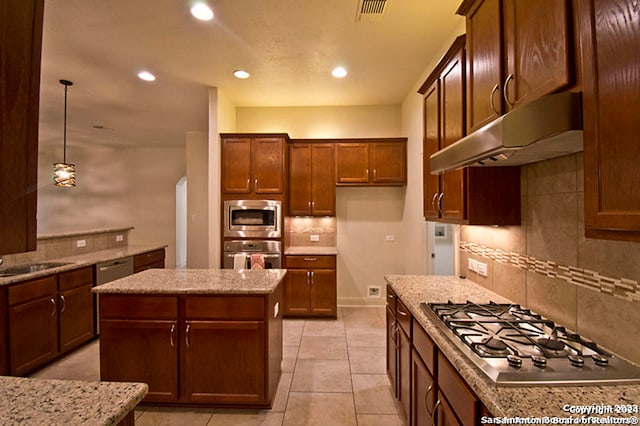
[223,199,282,238]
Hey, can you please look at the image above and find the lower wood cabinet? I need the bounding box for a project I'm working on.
[99,291,282,407]
[6,266,94,376]
[386,286,485,426]
[283,255,336,317]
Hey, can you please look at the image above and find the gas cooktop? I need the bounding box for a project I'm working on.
[421,301,640,386]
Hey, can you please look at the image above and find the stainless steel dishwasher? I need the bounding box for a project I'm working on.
[95,256,134,333]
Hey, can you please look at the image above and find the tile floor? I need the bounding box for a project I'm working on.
[31,306,404,425]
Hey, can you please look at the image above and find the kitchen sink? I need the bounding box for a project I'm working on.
[0,262,73,277]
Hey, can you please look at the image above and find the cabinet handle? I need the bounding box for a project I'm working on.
[310,270,314,284]
[373,169,377,181]
[311,201,315,211]
[431,193,439,215]
[254,178,258,189]
[170,324,176,347]
[387,293,395,300]
[246,178,250,188]
[393,324,400,349]
[308,201,312,211]
[59,295,66,313]
[437,193,444,215]
[397,308,409,317]
[503,73,515,108]
[185,324,191,348]
[50,297,56,317]
[424,384,435,416]
[307,271,311,285]
[366,169,370,180]
[432,399,442,426]
[490,83,500,116]
[303,257,317,262]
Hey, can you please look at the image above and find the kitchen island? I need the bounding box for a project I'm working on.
[385,275,640,423]
[93,268,286,408]
[0,376,147,425]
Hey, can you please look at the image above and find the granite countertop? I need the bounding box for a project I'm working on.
[0,245,166,286]
[93,268,287,295]
[284,246,338,255]
[0,376,147,425]
[385,275,640,419]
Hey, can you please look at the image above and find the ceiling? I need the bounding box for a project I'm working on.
[37,0,462,148]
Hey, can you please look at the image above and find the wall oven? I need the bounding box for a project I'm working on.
[223,199,282,238]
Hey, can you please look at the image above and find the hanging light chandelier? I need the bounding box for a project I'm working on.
[53,79,76,187]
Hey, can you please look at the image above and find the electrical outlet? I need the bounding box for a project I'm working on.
[385,234,395,241]
[76,239,86,248]
[477,261,488,277]
[309,234,320,242]
[368,286,381,297]
[468,258,478,272]
[116,235,124,242]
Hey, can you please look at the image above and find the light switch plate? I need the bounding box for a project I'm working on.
[468,258,478,272]
[477,261,488,277]
[116,235,124,242]
[310,234,320,242]
[76,239,86,248]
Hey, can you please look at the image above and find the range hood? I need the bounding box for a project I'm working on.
[429,92,583,175]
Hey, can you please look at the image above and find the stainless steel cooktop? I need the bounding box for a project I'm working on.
[422,301,640,386]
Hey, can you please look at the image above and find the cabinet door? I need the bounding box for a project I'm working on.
[370,143,406,185]
[465,0,503,132]
[309,269,336,316]
[59,283,94,354]
[424,82,441,220]
[100,320,178,402]
[503,0,572,110]
[397,326,412,423]
[582,0,640,241]
[289,143,312,215]
[436,392,463,426]
[221,137,252,194]
[0,0,44,255]
[252,137,284,194]
[310,144,336,215]
[283,270,312,315]
[134,249,165,273]
[439,49,466,222]
[182,320,266,404]
[386,307,398,396]
[336,143,370,184]
[412,349,436,426]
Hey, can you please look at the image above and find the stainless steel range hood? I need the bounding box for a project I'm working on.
[429,92,583,175]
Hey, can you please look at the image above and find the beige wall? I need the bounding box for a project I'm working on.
[460,153,640,364]
[37,141,185,268]
[186,131,209,268]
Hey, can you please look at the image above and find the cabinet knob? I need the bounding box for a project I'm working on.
[503,73,515,108]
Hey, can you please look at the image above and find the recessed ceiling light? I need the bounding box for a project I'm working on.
[332,66,348,78]
[191,2,214,21]
[233,70,250,79]
[137,71,156,81]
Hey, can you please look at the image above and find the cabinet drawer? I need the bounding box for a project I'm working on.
[8,276,57,306]
[285,255,335,269]
[386,285,397,313]
[100,294,178,319]
[134,249,165,269]
[437,352,478,426]
[413,322,436,375]
[396,298,411,338]
[59,266,93,291]
[184,296,265,320]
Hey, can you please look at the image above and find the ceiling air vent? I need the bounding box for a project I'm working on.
[355,0,388,22]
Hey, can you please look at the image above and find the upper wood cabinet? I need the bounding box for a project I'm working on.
[0,0,44,255]
[220,134,287,196]
[288,142,336,216]
[419,36,521,225]
[581,0,640,242]
[335,139,407,186]
[458,0,575,133]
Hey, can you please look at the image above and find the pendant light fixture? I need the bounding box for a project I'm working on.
[53,79,76,187]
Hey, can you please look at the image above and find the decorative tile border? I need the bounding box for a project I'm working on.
[460,241,640,303]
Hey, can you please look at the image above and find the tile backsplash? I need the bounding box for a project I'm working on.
[460,153,640,364]
[285,217,337,247]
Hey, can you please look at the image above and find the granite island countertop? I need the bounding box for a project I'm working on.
[0,245,166,286]
[385,275,640,420]
[93,268,287,295]
[0,376,147,425]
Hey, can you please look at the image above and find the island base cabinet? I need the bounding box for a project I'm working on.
[99,319,179,403]
[183,321,266,404]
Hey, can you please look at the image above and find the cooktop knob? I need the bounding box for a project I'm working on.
[507,354,523,368]
[592,354,609,367]
[532,355,547,368]
[568,354,585,367]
